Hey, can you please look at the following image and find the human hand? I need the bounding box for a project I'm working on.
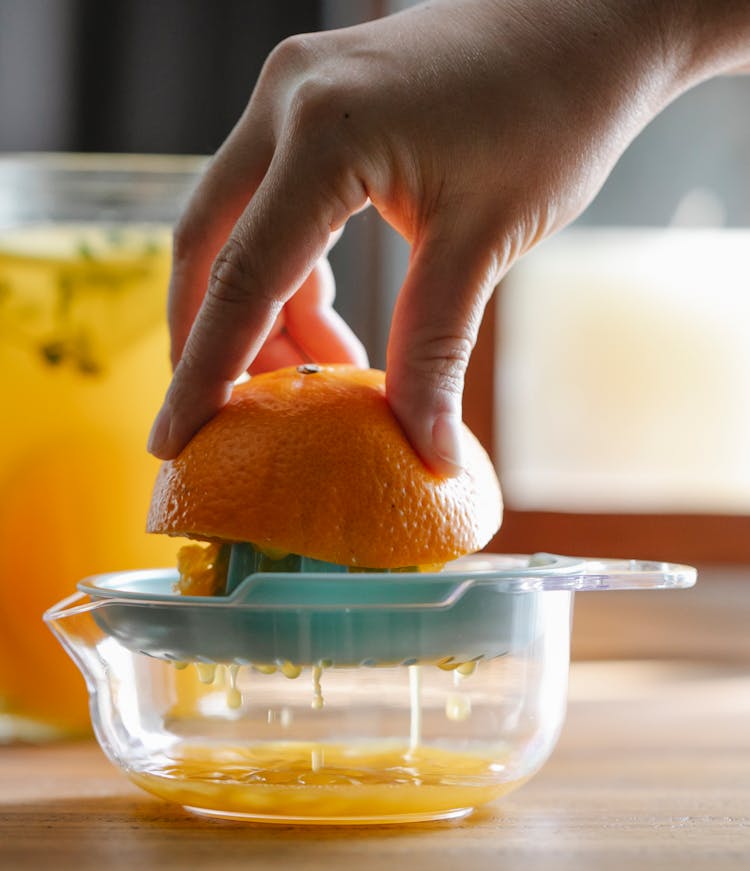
[148,0,750,474]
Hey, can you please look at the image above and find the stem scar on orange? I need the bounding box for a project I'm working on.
[148,365,502,569]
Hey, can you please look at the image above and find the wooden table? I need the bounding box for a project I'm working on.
[1,660,748,871]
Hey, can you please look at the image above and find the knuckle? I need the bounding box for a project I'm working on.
[207,238,282,311]
[405,331,475,396]
[281,76,370,226]
[289,77,333,127]
[322,169,369,229]
[172,341,201,386]
[287,80,369,214]
[207,239,258,306]
[289,75,355,131]
[265,34,317,78]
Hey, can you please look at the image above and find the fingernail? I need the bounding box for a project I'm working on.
[431,412,465,473]
[147,405,172,457]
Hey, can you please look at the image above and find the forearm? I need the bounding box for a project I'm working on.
[641,0,750,84]
[471,0,750,114]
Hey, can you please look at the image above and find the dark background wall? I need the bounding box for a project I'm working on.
[0,0,321,155]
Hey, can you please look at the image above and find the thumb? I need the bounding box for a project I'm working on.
[385,222,501,477]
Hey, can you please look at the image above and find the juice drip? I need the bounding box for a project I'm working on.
[180,659,478,717]
[280,661,302,679]
[311,664,325,710]
[408,664,422,754]
[445,694,472,722]
[437,656,481,673]
[195,663,217,685]
[226,665,241,710]
[445,662,473,721]
[268,707,294,729]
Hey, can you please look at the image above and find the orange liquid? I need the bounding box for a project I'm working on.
[129,663,512,823]
[128,742,521,823]
[0,224,183,736]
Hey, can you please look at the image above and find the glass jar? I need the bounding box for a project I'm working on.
[0,153,205,740]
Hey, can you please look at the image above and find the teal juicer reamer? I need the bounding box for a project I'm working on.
[71,551,694,667]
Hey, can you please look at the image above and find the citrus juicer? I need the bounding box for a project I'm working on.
[45,554,696,825]
[71,552,694,666]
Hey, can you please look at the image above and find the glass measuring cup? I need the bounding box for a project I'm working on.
[45,554,695,823]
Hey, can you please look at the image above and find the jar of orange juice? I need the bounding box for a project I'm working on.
[0,154,205,740]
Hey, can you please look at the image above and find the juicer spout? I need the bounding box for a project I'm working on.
[43,592,110,689]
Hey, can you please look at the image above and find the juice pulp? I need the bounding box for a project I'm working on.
[0,224,183,736]
[128,742,521,824]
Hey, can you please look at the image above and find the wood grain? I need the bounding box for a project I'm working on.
[2,660,749,871]
[571,568,750,662]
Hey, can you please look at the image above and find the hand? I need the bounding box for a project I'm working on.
[148,0,750,473]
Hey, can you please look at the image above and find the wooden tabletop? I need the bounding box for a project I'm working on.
[1,660,749,871]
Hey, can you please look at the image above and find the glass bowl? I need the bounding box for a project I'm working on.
[44,553,695,825]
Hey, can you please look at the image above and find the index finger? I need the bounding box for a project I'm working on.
[167,115,275,366]
[148,139,368,460]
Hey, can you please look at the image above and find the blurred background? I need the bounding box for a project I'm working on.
[0,0,748,741]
